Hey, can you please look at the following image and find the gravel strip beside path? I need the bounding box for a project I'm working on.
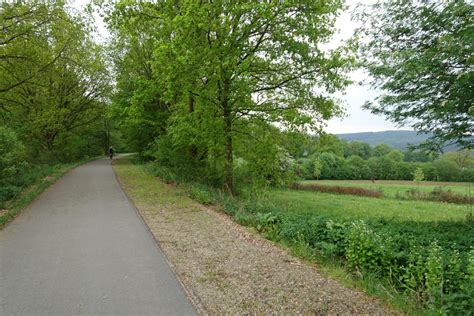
[114,159,397,315]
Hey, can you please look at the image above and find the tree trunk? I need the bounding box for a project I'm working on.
[221,88,234,194]
[104,117,110,155]
[188,93,198,160]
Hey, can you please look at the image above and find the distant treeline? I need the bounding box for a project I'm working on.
[292,134,474,182]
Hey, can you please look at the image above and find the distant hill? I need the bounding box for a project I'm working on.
[336,130,430,150]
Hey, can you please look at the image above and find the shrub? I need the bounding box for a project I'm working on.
[345,221,394,273]
[290,182,383,198]
[430,187,473,205]
[405,187,473,204]
[412,167,424,183]
[188,185,212,205]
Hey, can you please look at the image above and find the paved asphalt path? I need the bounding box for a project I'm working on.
[0,158,195,316]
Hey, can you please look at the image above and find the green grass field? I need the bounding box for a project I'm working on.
[267,187,472,222]
[299,180,474,198]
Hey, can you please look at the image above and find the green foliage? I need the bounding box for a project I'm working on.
[413,167,425,183]
[1,2,112,164]
[104,0,352,193]
[357,0,473,150]
[189,185,213,205]
[311,157,323,180]
[294,143,473,182]
[242,199,472,313]
[346,222,393,273]
[442,150,474,169]
[0,127,26,179]
[433,159,462,182]
[373,144,392,157]
[0,127,28,207]
[0,2,65,94]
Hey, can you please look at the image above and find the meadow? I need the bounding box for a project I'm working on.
[267,188,472,222]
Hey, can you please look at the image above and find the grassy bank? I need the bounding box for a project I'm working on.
[0,157,100,228]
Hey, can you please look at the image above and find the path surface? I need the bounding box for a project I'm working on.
[0,158,195,316]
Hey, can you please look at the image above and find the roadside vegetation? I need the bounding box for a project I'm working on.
[114,157,395,314]
[0,2,126,216]
[144,157,473,315]
[0,157,96,228]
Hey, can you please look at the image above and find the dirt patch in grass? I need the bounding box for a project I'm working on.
[113,158,396,315]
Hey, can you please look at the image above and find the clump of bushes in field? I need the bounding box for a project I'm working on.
[405,187,473,205]
[290,182,383,198]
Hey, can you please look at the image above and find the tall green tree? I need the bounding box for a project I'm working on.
[1,3,109,160]
[0,2,67,96]
[103,1,169,154]
[106,1,352,192]
[356,0,473,150]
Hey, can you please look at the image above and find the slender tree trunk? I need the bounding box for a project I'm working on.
[188,93,198,160]
[221,84,234,194]
[104,117,110,155]
[224,108,234,194]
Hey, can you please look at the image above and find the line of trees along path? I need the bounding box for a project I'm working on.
[103,0,352,193]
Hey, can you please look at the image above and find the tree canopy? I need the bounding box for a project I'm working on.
[104,0,352,192]
[356,0,473,150]
[1,2,110,161]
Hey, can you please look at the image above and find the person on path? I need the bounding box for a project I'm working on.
[109,147,114,160]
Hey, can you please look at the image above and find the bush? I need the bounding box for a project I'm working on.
[430,187,473,205]
[189,185,212,205]
[0,127,28,207]
[290,182,383,198]
[346,221,394,273]
[405,187,473,205]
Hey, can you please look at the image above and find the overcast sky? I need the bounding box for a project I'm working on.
[74,0,404,135]
[323,0,402,134]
